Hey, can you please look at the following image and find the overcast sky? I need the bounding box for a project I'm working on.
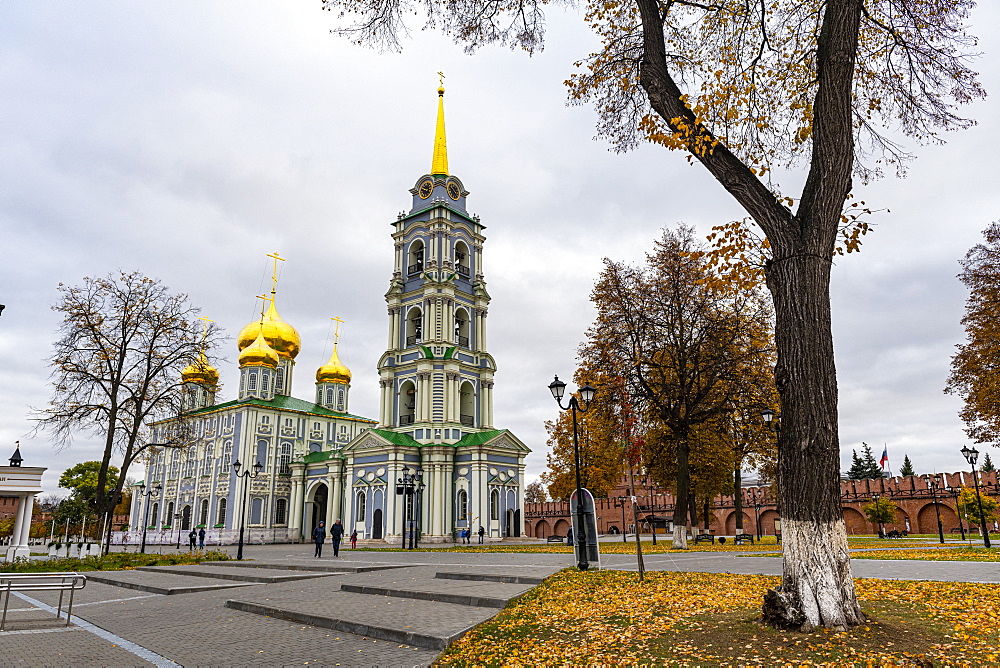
[3,3,999,497]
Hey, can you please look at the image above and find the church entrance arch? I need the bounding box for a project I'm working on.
[372,509,384,540]
[506,509,515,538]
[181,505,192,531]
[307,483,328,535]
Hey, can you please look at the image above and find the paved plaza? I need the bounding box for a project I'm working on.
[1,542,994,667]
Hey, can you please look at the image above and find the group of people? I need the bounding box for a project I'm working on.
[459,525,485,544]
[187,527,206,550]
[311,520,358,558]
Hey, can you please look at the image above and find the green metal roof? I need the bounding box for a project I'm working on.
[452,429,508,447]
[368,429,423,447]
[302,450,341,464]
[176,395,377,423]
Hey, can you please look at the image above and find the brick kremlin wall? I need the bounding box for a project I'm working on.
[524,470,1000,538]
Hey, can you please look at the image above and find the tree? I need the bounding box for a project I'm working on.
[898,454,915,478]
[323,0,983,630]
[862,497,897,535]
[947,222,1000,447]
[847,444,882,480]
[584,226,775,547]
[524,481,549,504]
[58,462,120,509]
[957,487,999,529]
[982,453,996,473]
[35,271,221,554]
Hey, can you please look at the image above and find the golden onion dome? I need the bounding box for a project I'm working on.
[237,300,301,359]
[316,345,352,384]
[181,352,219,386]
[238,331,279,368]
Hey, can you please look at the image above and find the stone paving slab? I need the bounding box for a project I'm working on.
[137,564,340,583]
[340,582,514,608]
[0,626,158,667]
[86,569,255,595]
[199,559,407,574]
[436,570,547,585]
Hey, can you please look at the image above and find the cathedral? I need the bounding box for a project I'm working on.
[130,84,529,544]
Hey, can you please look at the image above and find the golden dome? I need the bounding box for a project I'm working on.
[237,300,301,359]
[238,331,279,368]
[181,352,219,386]
[316,345,352,384]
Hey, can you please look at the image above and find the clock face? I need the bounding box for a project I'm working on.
[418,179,434,199]
[447,181,461,200]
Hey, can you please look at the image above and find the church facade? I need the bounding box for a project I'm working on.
[130,85,528,544]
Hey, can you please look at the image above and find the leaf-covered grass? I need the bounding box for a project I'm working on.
[436,569,1000,666]
[0,550,232,573]
[851,547,1000,562]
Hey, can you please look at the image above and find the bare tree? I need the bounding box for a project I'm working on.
[319,0,982,629]
[35,271,222,553]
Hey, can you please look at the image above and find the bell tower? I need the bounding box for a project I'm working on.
[377,82,496,443]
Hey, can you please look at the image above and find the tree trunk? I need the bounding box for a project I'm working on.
[763,252,864,631]
[671,439,690,548]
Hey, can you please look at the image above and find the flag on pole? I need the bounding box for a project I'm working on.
[880,446,889,470]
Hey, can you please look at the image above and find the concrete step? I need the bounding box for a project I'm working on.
[86,570,254,595]
[225,589,496,650]
[198,560,407,574]
[136,564,338,583]
[340,582,515,608]
[436,571,547,585]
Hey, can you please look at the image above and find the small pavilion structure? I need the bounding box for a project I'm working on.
[1,443,45,561]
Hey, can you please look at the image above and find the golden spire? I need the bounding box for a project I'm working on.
[237,254,301,359]
[431,72,448,176]
[317,316,352,385]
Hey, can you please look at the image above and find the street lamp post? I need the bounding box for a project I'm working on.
[548,375,597,571]
[949,486,967,541]
[174,513,183,549]
[751,489,762,541]
[616,496,628,543]
[233,459,264,560]
[924,474,946,544]
[395,467,425,549]
[137,483,162,554]
[961,445,992,548]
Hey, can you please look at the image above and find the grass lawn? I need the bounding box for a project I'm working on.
[436,570,1000,666]
[851,547,1000,562]
[0,549,231,573]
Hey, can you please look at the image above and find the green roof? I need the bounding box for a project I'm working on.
[175,395,377,423]
[302,450,341,464]
[452,429,508,447]
[368,429,423,447]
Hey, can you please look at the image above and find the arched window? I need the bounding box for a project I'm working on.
[166,501,175,526]
[217,498,227,526]
[202,444,214,474]
[490,489,500,521]
[457,489,468,521]
[459,381,475,427]
[454,241,470,277]
[405,307,423,346]
[338,389,345,411]
[398,380,416,426]
[356,490,367,524]
[248,372,257,391]
[275,367,285,392]
[222,440,233,471]
[199,499,209,526]
[278,442,292,474]
[408,240,424,276]
[274,498,288,525]
[150,502,159,528]
[454,308,470,347]
[326,388,335,405]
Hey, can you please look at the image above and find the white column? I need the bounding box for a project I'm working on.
[17,495,35,547]
[290,474,303,537]
[6,494,30,561]
[331,468,344,525]
[325,473,337,528]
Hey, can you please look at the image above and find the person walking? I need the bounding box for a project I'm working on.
[566,526,573,546]
[198,527,206,550]
[331,519,345,557]
[477,525,485,544]
[188,529,197,551]
[313,521,327,558]
[350,529,358,549]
